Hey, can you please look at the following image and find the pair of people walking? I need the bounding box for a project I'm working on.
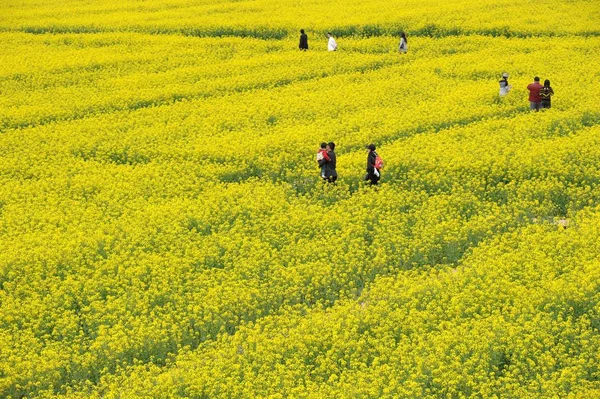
[298,30,337,51]
[527,76,554,111]
[316,142,383,186]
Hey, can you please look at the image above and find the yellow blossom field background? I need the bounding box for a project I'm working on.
[1,0,600,397]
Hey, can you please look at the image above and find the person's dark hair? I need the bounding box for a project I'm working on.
[544,79,550,87]
[327,141,335,151]
[401,32,407,43]
[300,29,305,34]
[327,32,332,36]
[534,76,540,82]
[320,142,327,149]
[367,143,376,151]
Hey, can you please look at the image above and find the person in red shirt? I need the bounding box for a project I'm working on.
[316,142,331,179]
[527,77,543,112]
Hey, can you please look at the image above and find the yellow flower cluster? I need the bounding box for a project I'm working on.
[1,0,600,397]
[0,0,597,37]
[85,213,600,399]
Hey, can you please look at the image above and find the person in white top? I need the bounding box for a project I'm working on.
[399,32,408,54]
[499,72,512,97]
[327,33,338,51]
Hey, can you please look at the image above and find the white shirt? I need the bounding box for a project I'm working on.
[399,38,407,52]
[328,37,337,51]
[499,81,512,97]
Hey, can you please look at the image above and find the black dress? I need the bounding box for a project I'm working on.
[299,33,308,50]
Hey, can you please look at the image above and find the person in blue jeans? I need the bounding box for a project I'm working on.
[527,76,543,111]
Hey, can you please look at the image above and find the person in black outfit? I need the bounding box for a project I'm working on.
[365,143,380,185]
[318,141,337,183]
[540,79,554,109]
[299,29,308,51]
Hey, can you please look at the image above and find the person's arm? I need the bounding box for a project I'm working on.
[323,151,331,161]
[366,153,374,173]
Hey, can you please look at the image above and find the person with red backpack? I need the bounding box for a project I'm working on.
[365,143,383,185]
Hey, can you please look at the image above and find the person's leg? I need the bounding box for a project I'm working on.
[530,101,537,111]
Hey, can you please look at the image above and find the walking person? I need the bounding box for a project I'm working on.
[527,76,543,112]
[540,79,554,109]
[327,33,338,52]
[299,29,308,51]
[365,144,382,186]
[499,72,512,97]
[318,142,337,183]
[398,32,408,54]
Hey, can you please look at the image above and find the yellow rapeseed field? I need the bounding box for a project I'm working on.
[1,0,600,397]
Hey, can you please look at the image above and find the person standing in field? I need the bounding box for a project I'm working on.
[527,76,543,111]
[299,29,309,51]
[318,142,337,183]
[398,32,408,54]
[316,142,330,179]
[327,33,338,51]
[365,144,381,186]
[499,72,512,97]
[540,79,555,109]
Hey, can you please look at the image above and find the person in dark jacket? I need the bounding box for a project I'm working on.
[365,143,380,185]
[299,29,308,51]
[318,142,337,183]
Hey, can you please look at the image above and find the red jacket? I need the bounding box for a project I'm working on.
[318,149,330,161]
[527,82,543,102]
